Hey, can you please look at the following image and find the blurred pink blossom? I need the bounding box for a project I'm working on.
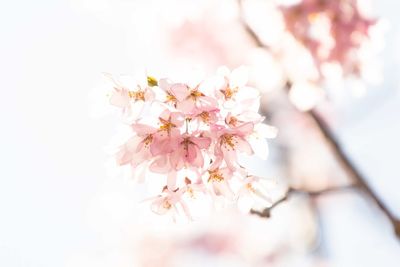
[280,0,377,79]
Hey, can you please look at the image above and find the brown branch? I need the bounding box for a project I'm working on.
[250,184,356,218]
[239,3,400,237]
[308,109,400,237]
[237,0,265,48]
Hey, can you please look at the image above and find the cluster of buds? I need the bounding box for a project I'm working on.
[105,67,277,219]
[280,0,377,78]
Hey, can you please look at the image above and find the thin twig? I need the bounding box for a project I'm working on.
[237,0,265,48]
[239,2,400,237]
[250,184,356,218]
[308,109,400,237]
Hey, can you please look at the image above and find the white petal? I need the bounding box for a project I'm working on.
[127,101,145,121]
[236,137,253,155]
[235,86,260,101]
[230,66,249,88]
[256,123,278,138]
[248,136,269,160]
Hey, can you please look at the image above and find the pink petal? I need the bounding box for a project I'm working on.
[151,198,170,215]
[109,89,129,108]
[170,83,189,101]
[170,112,184,127]
[170,147,185,170]
[116,150,132,166]
[235,122,254,135]
[132,123,156,136]
[149,155,170,173]
[116,136,141,165]
[144,88,155,101]
[191,136,211,149]
[191,146,204,168]
[213,180,234,199]
[221,146,238,171]
[198,95,218,108]
[131,146,151,166]
[167,171,177,191]
[177,99,195,113]
[220,167,232,179]
[151,137,177,155]
[133,162,148,183]
[180,201,193,220]
[236,137,253,155]
[185,143,197,164]
[209,146,223,170]
[159,109,172,121]
[158,78,172,91]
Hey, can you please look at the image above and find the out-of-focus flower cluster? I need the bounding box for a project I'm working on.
[280,0,377,80]
[241,0,383,109]
[104,67,277,220]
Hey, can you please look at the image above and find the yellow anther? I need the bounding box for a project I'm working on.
[208,169,224,182]
[221,134,236,149]
[220,87,238,100]
[162,201,172,209]
[128,90,145,101]
[199,111,210,123]
[147,76,158,87]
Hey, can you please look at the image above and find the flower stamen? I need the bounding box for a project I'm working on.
[221,134,237,150]
[128,90,145,101]
[199,111,210,123]
[208,169,224,182]
[220,87,238,100]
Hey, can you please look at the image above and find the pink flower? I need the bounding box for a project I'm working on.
[116,123,157,167]
[150,109,184,156]
[213,122,254,171]
[170,134,211,170]
[103,67,278,218]
[215,66,260,110]
[174,84,218,114]
[105,73,155,122]
[280,0,377,78]
[155,78,183,108]
[190,105,220,126]
[150,186,191,220]
[206,167,235,200]
[236,175,274,211]
[183,177,207,199]
[225,111,262,128]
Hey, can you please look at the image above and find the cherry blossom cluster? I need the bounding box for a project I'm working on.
[280,0,376,78]
[105,67,277,219]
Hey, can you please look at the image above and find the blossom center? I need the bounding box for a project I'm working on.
[166,92,177,104]
[128,90,145,101]
[220,87,238,100]
[221,134,237,150]
[208,169,224,182]
[187,187,195,198]
[199,111,210,123]
[227,116,238,127]
[182,138,195,157]
[159,118,177,133]
[246,183,255,192]
[189,89,204,101]
[162,200,172,209]
[143,134,153,147]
